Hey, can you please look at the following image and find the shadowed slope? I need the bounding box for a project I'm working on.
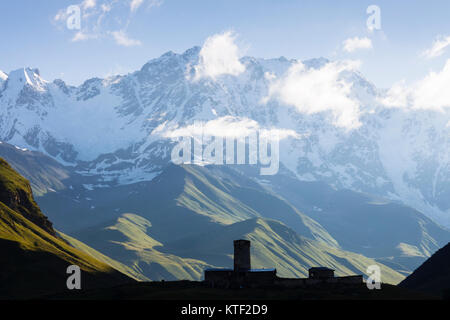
[399,242,450,297]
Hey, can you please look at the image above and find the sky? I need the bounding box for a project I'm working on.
[1,0,450,88]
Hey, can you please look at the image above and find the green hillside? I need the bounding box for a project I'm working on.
[0,150,416,286]
[0,157,55,235]
[0,158,134,299]
[71,213,212,281]
[0,142,73,196]
[163,217,404,284]
[257,169,450,274]
[36,164,405,284]
[72,213,404,284]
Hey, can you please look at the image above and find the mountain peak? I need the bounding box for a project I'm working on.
[302,57,330,69]
[6,67,47,92]
[0,70,7,82]
[182,46,201,58]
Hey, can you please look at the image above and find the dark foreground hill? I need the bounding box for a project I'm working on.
[399,242,450,297]
[0,158,134,299]
[49,280,438,300]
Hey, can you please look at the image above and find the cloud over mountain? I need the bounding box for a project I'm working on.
[264,60,362,129]
[342,37,373,53]
[193,31,246,80]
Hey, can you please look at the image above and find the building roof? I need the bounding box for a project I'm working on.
[205,268,233,272]
[309,267,335,271]
[205,268,276,272]
[249,268,276,272]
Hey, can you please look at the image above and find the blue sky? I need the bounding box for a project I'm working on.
[1,0,450,87]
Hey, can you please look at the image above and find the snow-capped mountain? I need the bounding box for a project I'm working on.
[0,47,449,226]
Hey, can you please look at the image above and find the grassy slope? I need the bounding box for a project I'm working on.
[73,213,404,284]
[177,165,338,247]
[5,142,448,278]
[8,156,404,285]
[0,158,54,235]
[0,142,72,196]
[0,158,134,299]
[53,164,403,284]
[163,218,404,284]
[71,213,213,281]
[260,171,450,274]
[59,231,146,281]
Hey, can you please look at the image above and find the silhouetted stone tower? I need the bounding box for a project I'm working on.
[234,239,251,271]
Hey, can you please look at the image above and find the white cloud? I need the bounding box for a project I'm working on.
[343,37,373,53]
[422,35,450,59]
[155,116,300,140]
[265,60,362,129]
[130,0,144,12]
[147,0,163,9]
[101,3,112,12]
[71,31,97,42]
[111,30,142,46]
[54,0,151,47]
[82,0,96,10]
[379,80,409,108]
[53,10,66,22]
[380,59,450,111]
[193,31,246,80]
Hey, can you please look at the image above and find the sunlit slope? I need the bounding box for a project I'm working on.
[259,170,450,274]
[47,164,337,247]
[0,158,133,299]
[73,212,404,284]
[0,142,72,196]
[163,217,405,284]
[71,213,213,281]
[59,231,146,281]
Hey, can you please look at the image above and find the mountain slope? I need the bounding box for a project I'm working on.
[0,50,448,226]
[39,164,338,247]
[36,163,448,277]
[0,157,55,235]
[163,217,405,284]
[399,242,450,296]
[63,165,403,283]
[257,169,450,274]
[0,141,73,196]
[0,158,134,299]
[71,213,213,281]
[1,148,442,279]
[71,212,404,284]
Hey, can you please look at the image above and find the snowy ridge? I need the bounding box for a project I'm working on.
[0,48,449,226]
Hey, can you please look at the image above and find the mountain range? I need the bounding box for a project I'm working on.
[2,153,447,299]
[0,47,448,227]
[1,141,448,283]
[0,47,449,293]
[0,153,405,287]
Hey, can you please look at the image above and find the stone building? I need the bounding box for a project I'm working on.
[309,267,335,279]
[204,239,363,288]
[204,240,276,288]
